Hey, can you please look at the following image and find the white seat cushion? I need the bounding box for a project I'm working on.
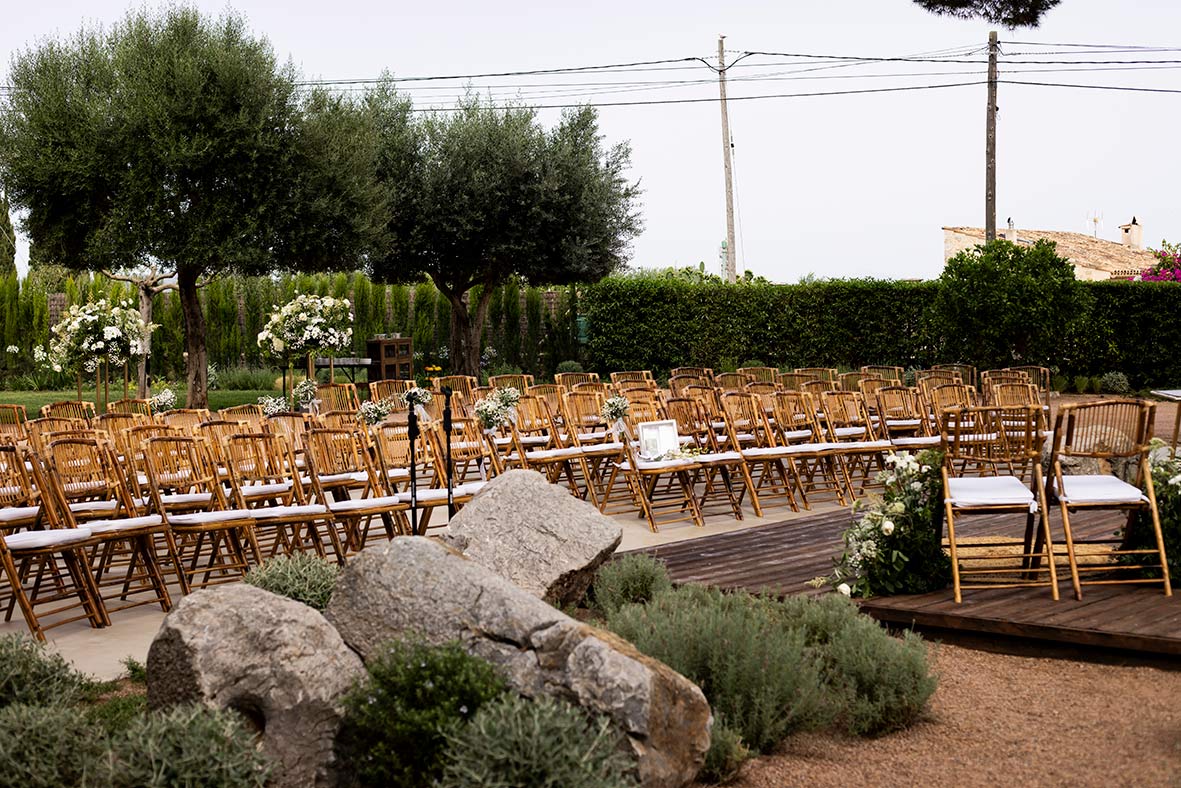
[526,446,586,461]
[891,436,942,448]
[0,506,41,524]
[741,446,798,459]
[69,499,120,514]
[383,468,411,481]
[327,495,404,514]
[694,451,744,463]
[576,442,625,455]
[5,527,93,550]
[308,471,369,486]
[168,509,257,526]
[833,426,866,439]
[886,419,923,428]
[776,442,845,454]
[947,476,1035,508]
[780,429,815,442]
[249,504,330,520]
[835,440,893,451]
[619,458,695,471]
[87,514,165,534]
[237,482,292,499]
[1055,475,1146,505]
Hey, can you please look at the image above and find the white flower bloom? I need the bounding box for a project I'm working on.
[836,583,851,597]
[881,519,895,536]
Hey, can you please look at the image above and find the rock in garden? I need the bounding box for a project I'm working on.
[147,584,365,788]
[1041,424,1139,482]
[442,469,623,606]
[325,537,710,788]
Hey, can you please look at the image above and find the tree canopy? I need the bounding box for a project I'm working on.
[934,239,1091,368]
[367,92,641,375]
[0,7,382,405]
[912,0,1062,27]
[0,190,14,277]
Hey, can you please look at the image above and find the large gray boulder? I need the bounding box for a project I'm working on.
[147,584,365,788]
[1042,424,1139,482]
[442,469,623,606]
[325,537,710,788]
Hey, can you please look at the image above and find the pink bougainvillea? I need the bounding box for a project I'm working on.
[1140,243,1181,282]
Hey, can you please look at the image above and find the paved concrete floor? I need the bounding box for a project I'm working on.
[2,498,844,679]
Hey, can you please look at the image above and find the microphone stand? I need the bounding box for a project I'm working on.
[442,386,456,519]
[407,401,419,536]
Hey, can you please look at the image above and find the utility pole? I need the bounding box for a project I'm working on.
[985,30,998,241]
[717,35,737,283]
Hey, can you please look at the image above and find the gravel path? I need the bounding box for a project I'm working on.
[713,644,1181,788]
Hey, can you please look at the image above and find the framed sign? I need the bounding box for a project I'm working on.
[638,419,680,459]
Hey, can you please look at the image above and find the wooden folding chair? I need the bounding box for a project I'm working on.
[776,372,812,392]
[303,428,409,547]
[839,371,880,392]
[795,367,837,383]
[668,375,707,398]
[771,391,851,507]
[40,400,96,422]
[980,369,1029,404]
[876,386,941,451]
[108,398,153,417]
[504,407,593,503]
[862,365,905,382]
[598,423,703,532]
[942,405,1056,603]
[819,391,893,495]
[1047,399,1172,600]
[722,392,801,514]
[665,397,759,519]
[141,435,260,594]
[739,366,778,384]
[25,417,88,454]
[317,383,361,414]
[714,372,752,392]
[489,373,535,390]
[670,366,714,383]
[933,363,978,389]
[95,411,147,436]
[1006,365,1051,407]
[801,379,837,397]
[160,408,212,434]
[369,379,416,402]
[609,370,653,388]
[218,403,266,430]
[554,371,600,390]
[223,431,344,563]
[0,446,106,642]
[0,404,28,445]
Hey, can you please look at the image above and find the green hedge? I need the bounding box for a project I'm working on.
[582,277,1181,387]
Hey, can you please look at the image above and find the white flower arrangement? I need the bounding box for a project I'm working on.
[256,294,353,357]
[150,388,177,413]
[473,397,508,431]
[46,300,155,374]
[601,396,630,423]
[492,386,521,409]
[4,345,17,354]
[257,395,289,417]
[400,387,434,408]
[293,378,319,408]
[358,398,394,426]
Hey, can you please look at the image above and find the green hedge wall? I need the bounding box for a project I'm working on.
[582,277,1181,388]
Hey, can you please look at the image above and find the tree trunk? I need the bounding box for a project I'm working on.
[136,281,154,398]
[178,266,208,408]
[445,286,494,378]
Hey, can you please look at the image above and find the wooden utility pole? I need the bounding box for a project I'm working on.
[717,35,737,283]
[985,30,998,241]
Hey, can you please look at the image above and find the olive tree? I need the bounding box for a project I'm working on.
[367,92,641,377]
[0,7,382,405]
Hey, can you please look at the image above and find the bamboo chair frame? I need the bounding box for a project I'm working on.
[40,400,96,422]
[794,367,838,383]
[771,391,851,506]
[159,408,212,435]
[598,433,703,533]
[861,365,905,382]
[668,375,707,398]
[933,363,978,389]
[670,367,714,383]
[663,397,759,519]
[218,403,266,431]
[738,366,778,384]
[303,428,409,547]
[368,379,417,402]
[316,383,362,414]
[941,405,1057,603]
[430,375,479,401]
[554,372,600,390]
[714,372,753,392]
[776,372,813,392]
[721,392,801,514]
[818,391,893,496]
[0,404,28,445]
[489,373,535,391]
[108,398,154,417]
[1047,399,1172,600]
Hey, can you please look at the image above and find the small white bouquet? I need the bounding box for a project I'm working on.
[601,395,630,439]
[150,388,177,413]
[474,398,508,432]
[359,398,393,426]
[293,378,319,409]
[492,386,521,409]
[401,387,434,408]
[257,395,288,417]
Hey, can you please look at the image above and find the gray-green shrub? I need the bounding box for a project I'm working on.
[591,553,673,615]
[699,720,751,784]
[216,366,280,391]
[0,635,97,708]
[776,595,937,736]
[243,553,340,611]
[102,705,271,788]
[336,639,507,787]
[0,704,106,787]
[438,695,636,788]
[1100,371,1131,395]
[556,360,584,374]
[606,585,828,754]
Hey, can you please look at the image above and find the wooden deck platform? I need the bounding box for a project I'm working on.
[628,507,1181,658]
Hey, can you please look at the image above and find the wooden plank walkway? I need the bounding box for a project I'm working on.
[627,507,1181,657]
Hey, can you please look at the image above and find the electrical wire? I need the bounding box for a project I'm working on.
[1001,79,1181,94]
[742,50,1181,65]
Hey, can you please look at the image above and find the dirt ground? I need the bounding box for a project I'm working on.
[715,643,1181,788]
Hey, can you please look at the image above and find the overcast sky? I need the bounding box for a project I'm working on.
[3,0,1178,282]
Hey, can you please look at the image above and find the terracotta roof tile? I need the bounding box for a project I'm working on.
[943,227,1156,276]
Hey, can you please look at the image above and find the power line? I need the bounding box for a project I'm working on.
[742,50,1181,65]
[293,56,717,86]
[1001,79,1181,95]
[1000,40,1181,50]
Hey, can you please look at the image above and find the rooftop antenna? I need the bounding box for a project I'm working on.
[1087,210,1103,238]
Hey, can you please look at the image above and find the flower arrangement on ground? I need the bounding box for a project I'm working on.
[826,449,950,598]
[256,294,353,357]
[44,300,155,374]
[473,398,507,432]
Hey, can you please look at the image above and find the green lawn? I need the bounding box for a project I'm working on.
[0,389,276,415]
